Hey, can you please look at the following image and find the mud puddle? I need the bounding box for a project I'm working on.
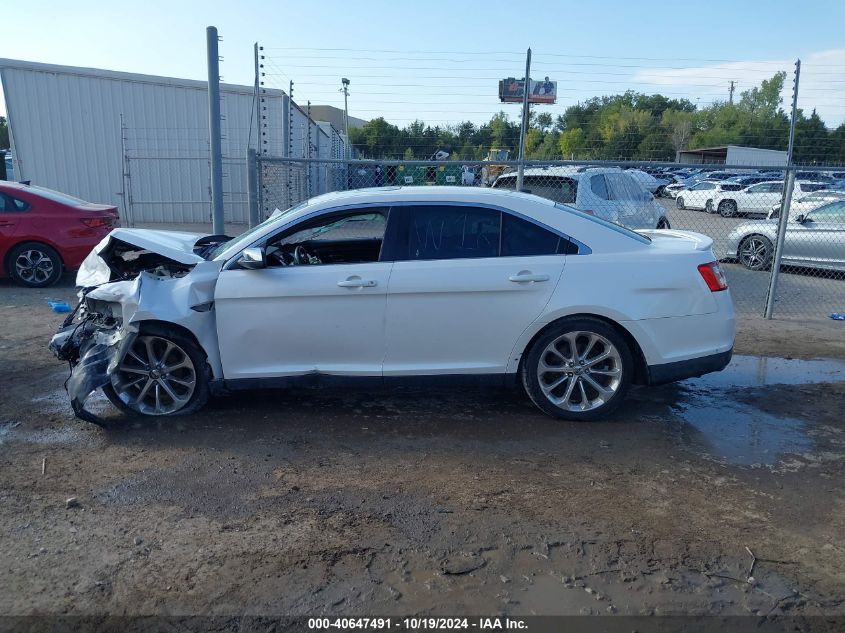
[667,355,845,467]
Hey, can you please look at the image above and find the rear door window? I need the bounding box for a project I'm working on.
[501,214,561,256]
[590,175,610,200]
[0,193,29,212]
[395,205,501,261]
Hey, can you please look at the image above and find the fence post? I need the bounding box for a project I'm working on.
[763,59,801,319]
[247,148,259,228]
[206,26,225,235]
[516,47,531,192]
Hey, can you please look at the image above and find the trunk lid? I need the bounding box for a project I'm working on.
[637,229,714,253]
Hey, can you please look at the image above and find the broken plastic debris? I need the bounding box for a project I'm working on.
[831,313,845,321]
[48,299,71,313]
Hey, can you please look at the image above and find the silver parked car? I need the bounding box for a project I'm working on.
[494,167,670,230]
[726,199,845,272]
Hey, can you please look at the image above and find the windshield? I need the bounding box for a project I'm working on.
[553,202,650,244]
[208,201,310,260]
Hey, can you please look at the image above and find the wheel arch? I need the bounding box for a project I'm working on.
[3,239,67,276]
[134,320,211,364]
[514,313,650,386]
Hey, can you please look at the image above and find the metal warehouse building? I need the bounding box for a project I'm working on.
[0,58,347,225]
[677,145,787,167]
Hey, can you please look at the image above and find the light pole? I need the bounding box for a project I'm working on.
[341,77,350,160]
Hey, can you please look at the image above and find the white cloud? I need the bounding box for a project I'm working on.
[631,48,845,127]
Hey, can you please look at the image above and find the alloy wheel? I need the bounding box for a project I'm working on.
[15,249,55,284]
[739,236,771,271]
[111,335,197,415]
[537,331,623,412]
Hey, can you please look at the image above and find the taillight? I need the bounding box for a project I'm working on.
[698,261,728,292]
[582,209,595,216]
[81,217,113,229]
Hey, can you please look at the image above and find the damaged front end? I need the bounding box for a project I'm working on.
[49,230,229,424]
[49,300,137,425]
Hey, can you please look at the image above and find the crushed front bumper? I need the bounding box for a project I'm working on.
[49,315,135,426]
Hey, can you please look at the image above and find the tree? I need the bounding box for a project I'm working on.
[0,117,9,150]
[559,128,587,159]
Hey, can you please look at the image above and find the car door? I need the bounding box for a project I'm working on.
[381,204,566,376]
[214,208,394,379]
[688,182,714,209]
[785,201,845,267]
[0,192,27,261]
[746,182,782,212]
[605,172,658,229]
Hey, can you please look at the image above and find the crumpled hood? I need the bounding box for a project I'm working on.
[76,228,208,287]
[97,228,207,264]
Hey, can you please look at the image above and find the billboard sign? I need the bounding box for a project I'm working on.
[499,77,557,104]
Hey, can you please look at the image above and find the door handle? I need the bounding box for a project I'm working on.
[508,272,549,283]
[337,278,377,288]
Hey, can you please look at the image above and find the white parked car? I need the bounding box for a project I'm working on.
[675,180,739,211]
[494,167,670,230]
[50,187,734,424]
[709,180,828,218]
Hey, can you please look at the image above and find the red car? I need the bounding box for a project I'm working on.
[0,182,118,287]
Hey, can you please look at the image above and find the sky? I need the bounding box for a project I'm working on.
[3,0,845,128]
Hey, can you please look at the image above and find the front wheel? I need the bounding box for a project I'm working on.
[738,235,773,271]
[656,217,671,229]
[521,318,633,421]
[103,325,210,417]
[676,197,685,210]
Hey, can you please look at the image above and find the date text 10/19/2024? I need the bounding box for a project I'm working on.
[308,618,528,630]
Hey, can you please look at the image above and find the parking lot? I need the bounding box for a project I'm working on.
[2,274,845,617]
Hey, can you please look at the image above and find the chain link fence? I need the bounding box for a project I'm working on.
[254,156,845,319]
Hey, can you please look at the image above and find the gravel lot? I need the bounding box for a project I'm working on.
[1,274,845,618]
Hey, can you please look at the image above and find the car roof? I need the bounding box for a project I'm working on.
[495,166,625,179]
[296,185,560,212]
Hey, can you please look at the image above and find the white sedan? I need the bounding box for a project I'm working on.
[50,187,735,423]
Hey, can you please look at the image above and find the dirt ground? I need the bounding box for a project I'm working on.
[1,275,844,619]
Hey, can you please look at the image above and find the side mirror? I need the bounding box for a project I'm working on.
[794,214,806,223]
[237,246,266,269]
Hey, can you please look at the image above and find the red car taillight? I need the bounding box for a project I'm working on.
[81,217,114,229]
[698,261,728,292]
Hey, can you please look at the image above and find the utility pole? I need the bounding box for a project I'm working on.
[287,80,294,205]
[516,48,532,192]
[206,26,224,235]
[341,78,351,160]
[764,59,800,320]
[728,80,735,104]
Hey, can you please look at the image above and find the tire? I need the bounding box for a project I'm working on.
[656,217,671,229]
[676,197,685,210]
[102,323,211,418]
[737,235,773,271]
[719,200,738,218]
[704,199,714,214]
[521,318,633,421]
[7,242,63,288]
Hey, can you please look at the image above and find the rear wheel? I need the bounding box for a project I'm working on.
[103,325,210,417]
[521,318,633,421]
[8,242,63,288]
[738,235,773,271]
[676,197,685,210]
[719,200,738,218]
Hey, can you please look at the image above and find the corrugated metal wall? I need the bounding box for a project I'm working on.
[0,59,332,224]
